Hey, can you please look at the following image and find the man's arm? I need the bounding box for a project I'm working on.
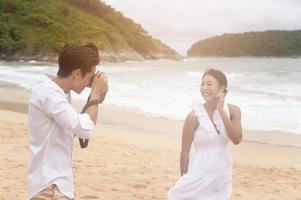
[42,91,95,139]
[85,72,108,124]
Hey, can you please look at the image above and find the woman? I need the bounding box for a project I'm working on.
[168,69,242,200]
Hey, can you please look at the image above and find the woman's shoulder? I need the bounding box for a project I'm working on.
[185,110,199,129]
[227,103,240,110]
[187,110,197,119]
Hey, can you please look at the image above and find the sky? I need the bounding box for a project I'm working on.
[104,0,301,55]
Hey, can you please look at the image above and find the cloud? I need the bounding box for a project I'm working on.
[104,0,301,55]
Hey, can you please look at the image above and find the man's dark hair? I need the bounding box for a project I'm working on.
[57,43,100,77]
[202,69,228,94]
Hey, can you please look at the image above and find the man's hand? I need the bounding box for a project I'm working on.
[90,71,108,100]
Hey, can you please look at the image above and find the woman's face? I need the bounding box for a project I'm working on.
[200,74,223,102]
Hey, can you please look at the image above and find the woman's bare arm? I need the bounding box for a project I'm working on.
[180,111,199,175]
[219,104,242,145]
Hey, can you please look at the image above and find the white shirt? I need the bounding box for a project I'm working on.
[28,75,95,199]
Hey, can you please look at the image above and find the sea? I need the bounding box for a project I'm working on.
[0,57,300,135]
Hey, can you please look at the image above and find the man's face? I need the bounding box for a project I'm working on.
[72,66,96,94]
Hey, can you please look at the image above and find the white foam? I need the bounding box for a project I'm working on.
[1,59,300,134]
[185,71,202,78]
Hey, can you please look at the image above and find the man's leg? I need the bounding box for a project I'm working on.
[31,185,56,200]
[53,185,73,200]
[31,185,73,200]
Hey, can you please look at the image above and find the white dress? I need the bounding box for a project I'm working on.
[168,102,233,200]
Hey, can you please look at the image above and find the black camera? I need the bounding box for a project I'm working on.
[87,74,108,104]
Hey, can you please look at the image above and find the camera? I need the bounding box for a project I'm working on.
[87,74,108,104]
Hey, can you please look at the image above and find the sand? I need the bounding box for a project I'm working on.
[0,90,300,200]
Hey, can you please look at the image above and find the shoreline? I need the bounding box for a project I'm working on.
[1,91,301,199]
[0,89,300,148]
[0,49,183,63]
[1,55,300,63]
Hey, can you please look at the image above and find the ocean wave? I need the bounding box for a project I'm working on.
[1,59,300,134]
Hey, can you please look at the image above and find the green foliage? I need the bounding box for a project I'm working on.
[0,0,178,59]
[187,30,301,57]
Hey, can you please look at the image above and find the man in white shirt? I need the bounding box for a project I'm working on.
[28,43,108,200]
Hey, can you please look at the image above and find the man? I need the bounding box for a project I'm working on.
[28,43,108,200]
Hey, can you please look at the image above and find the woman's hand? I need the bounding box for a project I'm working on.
[216,91,226,111]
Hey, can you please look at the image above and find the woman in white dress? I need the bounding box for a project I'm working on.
[168,69,242,200]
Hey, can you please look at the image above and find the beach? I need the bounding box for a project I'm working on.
[1,0,301,198]
[0,90,300,200]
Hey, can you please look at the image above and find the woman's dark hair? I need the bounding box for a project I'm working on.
[202,69,228,93]
[57,43,100,77]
